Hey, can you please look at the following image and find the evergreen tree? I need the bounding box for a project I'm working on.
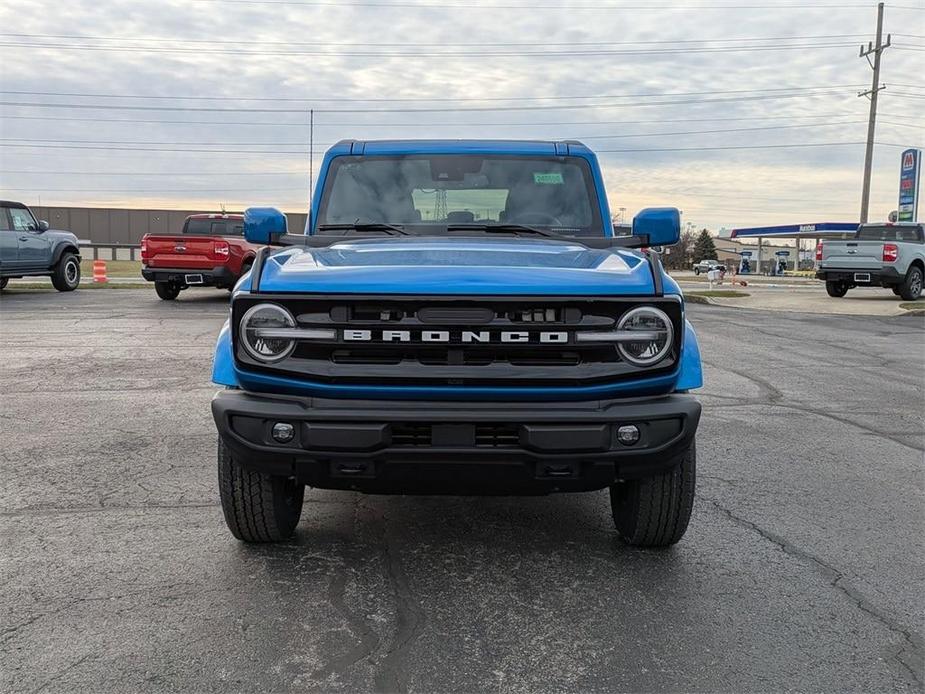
[692,229,718,261]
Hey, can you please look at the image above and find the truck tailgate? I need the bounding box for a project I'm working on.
[821,240,883,269]
[144,235,223,268]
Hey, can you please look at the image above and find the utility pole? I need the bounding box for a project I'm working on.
[305,108,314,234]
[858,2,891,223]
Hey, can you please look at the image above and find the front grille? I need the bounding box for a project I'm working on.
[390,423,521,448]
[233,295,683,387]
[391,423,431,446]
[323,346,600,367]
[475,424,520,447]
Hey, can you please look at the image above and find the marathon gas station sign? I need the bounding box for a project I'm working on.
[898,148,921,223]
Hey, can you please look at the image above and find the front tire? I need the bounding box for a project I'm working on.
[51,253,80,292]
[0,277,8,290]
[826,281,849,298]
[610,441,695,547]
[217,436,304,543]
[694,268,700,275]
[898,265,923,301]
[155,281,181,300]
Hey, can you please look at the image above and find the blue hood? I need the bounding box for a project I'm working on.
[255,237,656,295]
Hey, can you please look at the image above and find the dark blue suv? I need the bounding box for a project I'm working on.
[0,201,82,292]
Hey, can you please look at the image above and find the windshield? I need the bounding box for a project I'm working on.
[317,154,603,236]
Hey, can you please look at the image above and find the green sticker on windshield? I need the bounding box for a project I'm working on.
[533,172,564,185]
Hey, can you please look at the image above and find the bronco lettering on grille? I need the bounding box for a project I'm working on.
[342,330,569,344]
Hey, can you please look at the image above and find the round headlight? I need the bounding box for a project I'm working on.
[616,306,674,366]
[240,303,296,363]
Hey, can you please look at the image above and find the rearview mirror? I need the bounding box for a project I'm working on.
[37,220,49,232]
[632,207,680,247]
[244,207,287,245]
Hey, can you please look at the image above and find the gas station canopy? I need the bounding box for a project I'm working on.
[730,222,858,240]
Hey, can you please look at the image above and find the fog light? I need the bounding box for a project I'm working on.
[271,422,295,443]
[616,424,640,446]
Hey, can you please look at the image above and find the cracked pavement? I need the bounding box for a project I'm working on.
[0,288,923,693]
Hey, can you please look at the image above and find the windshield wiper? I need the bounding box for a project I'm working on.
[445,223,561,239]
[317,222,409,236]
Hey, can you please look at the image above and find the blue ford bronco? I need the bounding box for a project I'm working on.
[211,140,703,546]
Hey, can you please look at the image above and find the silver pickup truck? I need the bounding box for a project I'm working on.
[815,223,924,300]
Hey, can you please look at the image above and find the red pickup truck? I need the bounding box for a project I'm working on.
[141,213,260,300]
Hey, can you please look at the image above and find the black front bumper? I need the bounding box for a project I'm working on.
[212,390,701,494]
[142,265,235,287]
[816,266,902,286]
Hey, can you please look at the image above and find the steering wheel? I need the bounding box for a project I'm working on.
[508,212,563,227]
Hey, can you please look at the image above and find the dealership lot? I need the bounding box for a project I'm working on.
[1,289,923,692]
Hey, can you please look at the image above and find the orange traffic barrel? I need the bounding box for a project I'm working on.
[92,260,108,283]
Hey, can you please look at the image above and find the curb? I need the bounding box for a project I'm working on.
[686,294,921,318]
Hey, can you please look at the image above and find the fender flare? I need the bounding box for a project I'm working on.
[212,320,240,387]
[675,319,703,391]
[51,243,81,267]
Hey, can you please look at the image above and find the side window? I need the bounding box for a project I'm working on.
[8,207,37,231]
[0,207,12,231]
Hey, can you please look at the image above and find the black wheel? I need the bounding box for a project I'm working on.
[898,265,923,301]
[826,281,849,298]
[217,436,304,542]
[51,253,80,292]
[0,277,8,290]
[694,268,700,275]
[610,441,695,547]
[155,281,181,300]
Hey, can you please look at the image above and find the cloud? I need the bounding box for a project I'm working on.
[0,0,922,228]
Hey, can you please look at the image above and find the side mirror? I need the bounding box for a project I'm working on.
[632,207,680,247]
[37,220,50,232]
[244,207,287,245]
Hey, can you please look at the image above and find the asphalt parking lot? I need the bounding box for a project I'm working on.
[1,288,923,693]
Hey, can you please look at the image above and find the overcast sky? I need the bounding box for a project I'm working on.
[0,0,922,231]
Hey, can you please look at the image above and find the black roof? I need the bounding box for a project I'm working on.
[0,200,27,208]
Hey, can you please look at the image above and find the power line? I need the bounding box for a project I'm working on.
[181,0,881,9]
[0,120,872,147]
[9,112,919,127]
[595,141,872,153]
[0,84,866,103]
[1,170,302,176]
[3,140,916,156]
[0,169,305,176]
[577,120,871,139]
[0,91,856,113]
[0,32,872,47]
[0,186,309,193]
[0,40,861,57]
